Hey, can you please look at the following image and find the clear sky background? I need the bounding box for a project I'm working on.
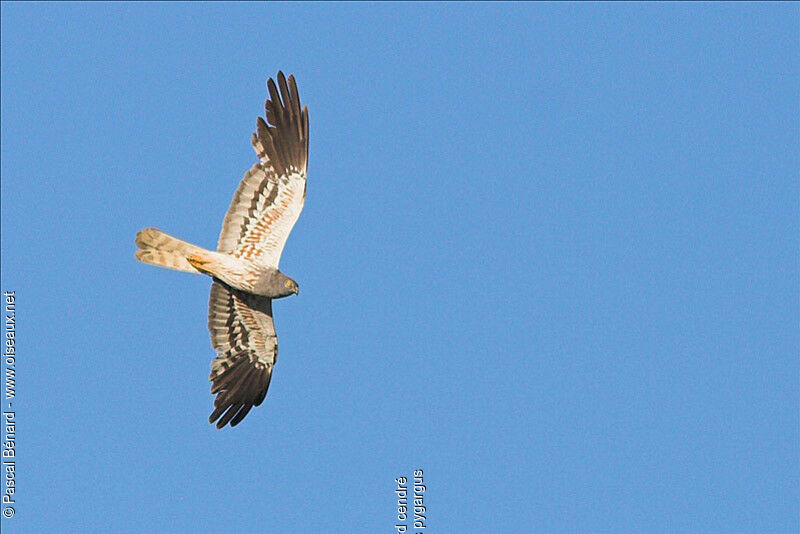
[1,3,798,533]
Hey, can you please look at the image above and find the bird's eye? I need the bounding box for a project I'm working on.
[285,280,292,288]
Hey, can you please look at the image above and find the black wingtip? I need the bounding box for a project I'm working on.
[254,71,307,176]
[208,352,274,429]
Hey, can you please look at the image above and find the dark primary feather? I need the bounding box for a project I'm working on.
[209,354,272,428]
[257,71,309,177]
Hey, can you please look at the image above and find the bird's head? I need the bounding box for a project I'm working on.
[283,277,299,296]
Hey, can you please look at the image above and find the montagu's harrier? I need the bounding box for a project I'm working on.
[135,72,308,428]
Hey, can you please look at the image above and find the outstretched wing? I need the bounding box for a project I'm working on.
[207,280,278,428]
[217,71,309,269]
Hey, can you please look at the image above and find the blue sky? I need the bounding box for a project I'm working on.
[1,3,798,533]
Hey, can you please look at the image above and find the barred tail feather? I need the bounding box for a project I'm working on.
[135,227,207,273]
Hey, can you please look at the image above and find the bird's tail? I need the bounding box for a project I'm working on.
[135,228,209,274]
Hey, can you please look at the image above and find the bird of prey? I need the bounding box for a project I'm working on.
[135,72,308,428]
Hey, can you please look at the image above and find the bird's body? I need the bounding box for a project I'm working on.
[135,72,309,428]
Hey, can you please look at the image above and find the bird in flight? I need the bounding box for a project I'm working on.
[135,72,309,428]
